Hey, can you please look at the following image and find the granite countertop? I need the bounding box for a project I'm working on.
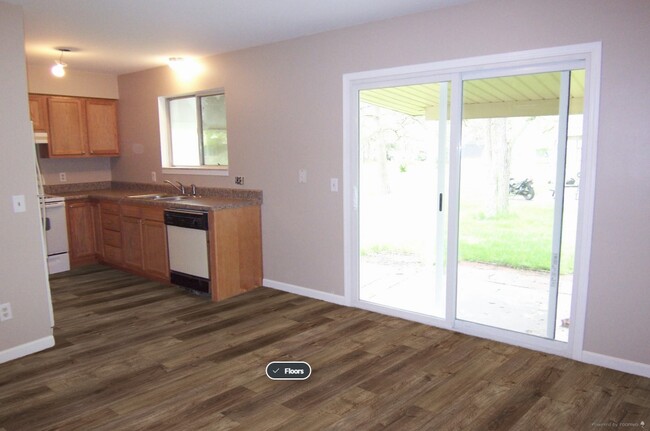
[44,182,262,211]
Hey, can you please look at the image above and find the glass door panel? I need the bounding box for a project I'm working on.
[359,82,450,317]
[455,70,583,340]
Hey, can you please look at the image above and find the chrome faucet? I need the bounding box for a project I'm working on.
[190,184,197,196]
[164,180,185,195]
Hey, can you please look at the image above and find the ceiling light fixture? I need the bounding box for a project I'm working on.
[51,48,71,78]
[167,57,186,71]
[167,56,202,81]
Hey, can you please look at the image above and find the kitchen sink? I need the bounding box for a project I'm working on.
[152,195,191,201]
[126,193,172,199]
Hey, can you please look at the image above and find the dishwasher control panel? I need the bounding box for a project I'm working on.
[164,209,209,230]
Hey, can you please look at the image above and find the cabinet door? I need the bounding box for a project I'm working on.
[29,95,49,132]
[86,99,119,155]
[66,201,96,266]
[121,216,143,270]
[48,97,87,156]
[143,219,169,280]
[91,202,103,258]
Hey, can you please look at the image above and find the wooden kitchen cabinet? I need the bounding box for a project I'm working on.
[121,215,143,271]
[41,95,119,158]
[28,94,49,133]
[86,99,120,155]
[66,200,97,267]
[48,97,86,156]
[209,205,263,301]
[91,201,103,258]
[142,215,169,280]
[65,196,261,300]
[120,204,169,281]
[100,201,123,265]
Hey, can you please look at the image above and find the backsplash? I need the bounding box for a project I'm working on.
[43,181,263,203]
[44,181,111,194]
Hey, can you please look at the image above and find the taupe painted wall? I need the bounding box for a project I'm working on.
[114,0,649,365]
[0,2,53,355]
[27,64,119,185]
[27,64,119,99]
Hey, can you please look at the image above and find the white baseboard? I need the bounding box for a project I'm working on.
[581,350,650,378]
[0,336,55,364]
[263,279,348,306]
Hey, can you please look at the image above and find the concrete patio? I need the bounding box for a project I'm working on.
[361,259,572,341]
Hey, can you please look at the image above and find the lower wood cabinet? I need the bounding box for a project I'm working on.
[91,201,103,258]
[65,197,262,302]
[120,204,169,282]
[100,201,122,265]
[142,218,169,280]
[209,205,263,301]
[66,200,97,267]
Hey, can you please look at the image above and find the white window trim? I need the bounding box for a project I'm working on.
[161,167,229,176]
[158,89,229,175]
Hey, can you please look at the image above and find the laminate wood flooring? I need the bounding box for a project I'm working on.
[1,264,649,430]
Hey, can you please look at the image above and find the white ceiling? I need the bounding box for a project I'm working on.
[8,0,474,75]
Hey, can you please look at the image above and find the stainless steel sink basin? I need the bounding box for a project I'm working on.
[152,195,191,201]
[126,193,172,199]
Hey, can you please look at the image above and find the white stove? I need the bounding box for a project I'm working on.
[40,195,70,274]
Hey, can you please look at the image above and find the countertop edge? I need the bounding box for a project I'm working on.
[56,190,261,211]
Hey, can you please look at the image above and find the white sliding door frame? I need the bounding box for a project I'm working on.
[343,42,601,361]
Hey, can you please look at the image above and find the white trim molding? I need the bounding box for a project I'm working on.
[262,279,349,306]
[582,350,650,379]
[0,336,54,364]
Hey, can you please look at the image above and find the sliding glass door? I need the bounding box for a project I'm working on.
[455,69,584,341]
[349,47,596,352]
[358,81,450,318]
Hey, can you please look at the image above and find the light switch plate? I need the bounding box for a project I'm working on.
[330,178,339,192]
[12,195,26,213]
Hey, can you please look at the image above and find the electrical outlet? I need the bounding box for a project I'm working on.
[235,176,245,185]
[0,303,12,322]
[151,171,157,182]
[59,172,67,182]
[298,169,307,184]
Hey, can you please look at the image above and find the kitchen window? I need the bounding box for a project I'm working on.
[159,90,228,175]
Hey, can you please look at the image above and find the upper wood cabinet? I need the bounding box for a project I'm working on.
[85,99,119,156]
[28,94,49,132]
[34,94,120,158]
[48,97,87,156]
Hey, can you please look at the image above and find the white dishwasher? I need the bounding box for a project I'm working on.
[164,209,210,295]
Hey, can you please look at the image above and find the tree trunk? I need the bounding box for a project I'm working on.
[486,118,513,217]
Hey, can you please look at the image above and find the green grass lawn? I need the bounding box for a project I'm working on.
[459,201,575,273]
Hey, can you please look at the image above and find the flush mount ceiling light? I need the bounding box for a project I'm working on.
[167,57,201,81]
[167,57,186,71]
[51,48,72,78]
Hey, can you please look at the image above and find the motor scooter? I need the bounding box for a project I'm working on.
[509,178,535,200]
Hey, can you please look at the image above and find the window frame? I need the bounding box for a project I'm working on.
[158,88,229,176]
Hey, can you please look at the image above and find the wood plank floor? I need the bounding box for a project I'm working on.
[1,264,649,430]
